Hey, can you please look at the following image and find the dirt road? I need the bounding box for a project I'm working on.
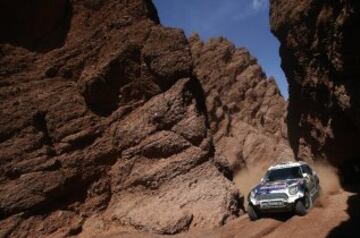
[98,190,360,238]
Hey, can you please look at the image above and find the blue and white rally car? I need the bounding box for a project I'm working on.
[247,161,320,220]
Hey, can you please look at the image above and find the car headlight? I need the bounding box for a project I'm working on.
[288,186,299,195]
[250,190,256,199]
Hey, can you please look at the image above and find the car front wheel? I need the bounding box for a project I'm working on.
[247,204,260,221]
[295,192,311,215]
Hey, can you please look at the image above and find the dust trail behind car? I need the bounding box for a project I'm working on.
[313,161,341,207]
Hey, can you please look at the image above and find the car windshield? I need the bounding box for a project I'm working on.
[265,167,303,181]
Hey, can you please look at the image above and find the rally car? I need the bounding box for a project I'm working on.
[247,161,320,220]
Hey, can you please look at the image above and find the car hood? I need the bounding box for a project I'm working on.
[255,179,303,193]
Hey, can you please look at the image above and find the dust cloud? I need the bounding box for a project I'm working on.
[313,161,342,208]
[314,161,341,195]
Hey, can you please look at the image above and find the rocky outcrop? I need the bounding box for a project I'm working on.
[270,0,360,171]
[189,34,293,171]
[0,0,241,237]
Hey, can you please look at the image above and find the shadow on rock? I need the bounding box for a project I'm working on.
[0,0,72,52]
[326,190,360,238]
[327,162,360,238]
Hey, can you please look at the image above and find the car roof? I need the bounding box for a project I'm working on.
[268,161,308,170]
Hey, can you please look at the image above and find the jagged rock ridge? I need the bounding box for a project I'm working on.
[189,34,293,171]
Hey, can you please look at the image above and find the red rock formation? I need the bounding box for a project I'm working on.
[189,34,293,172]
[0,0,241,236]
[270,0,360,174]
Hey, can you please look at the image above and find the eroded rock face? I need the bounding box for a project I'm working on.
[189,34,293,171]
[270,0,360,171]
[0,0,240,237]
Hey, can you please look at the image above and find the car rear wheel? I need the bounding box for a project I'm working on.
[295,192,311,215]
[247,204,260,221]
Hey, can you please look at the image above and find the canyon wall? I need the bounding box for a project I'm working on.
[0,0,241,236]
[270,0,360,178]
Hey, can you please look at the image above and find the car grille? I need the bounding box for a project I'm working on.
[255,193,288,200]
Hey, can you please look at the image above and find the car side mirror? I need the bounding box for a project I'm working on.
[261,177,266,183]
[302,173,310,178]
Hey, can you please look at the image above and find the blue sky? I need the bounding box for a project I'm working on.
[153,0,288,99]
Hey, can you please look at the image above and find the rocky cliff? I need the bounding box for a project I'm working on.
[0,0,241,237]
[189,35,293,172]
[270,0,360,177]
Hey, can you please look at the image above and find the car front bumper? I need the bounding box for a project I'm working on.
[251,200,295,212]
[249,191,305,212]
